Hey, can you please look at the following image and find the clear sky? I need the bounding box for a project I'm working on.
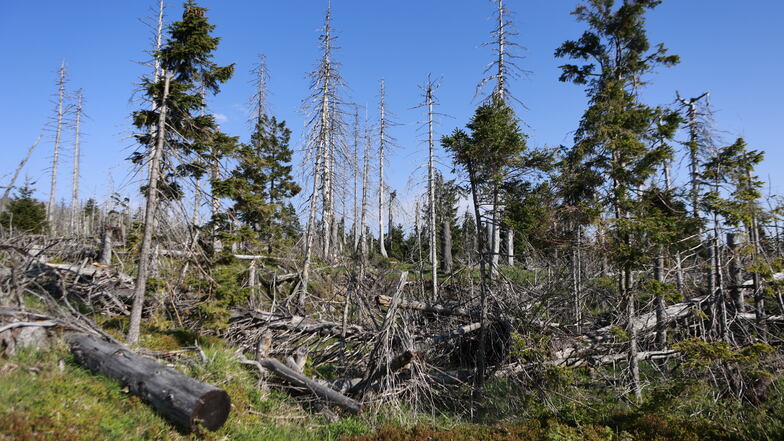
[1,0,782,224]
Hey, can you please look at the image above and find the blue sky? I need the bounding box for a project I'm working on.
[1,0,782,223]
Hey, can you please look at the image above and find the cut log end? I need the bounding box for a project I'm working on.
[192,389,231,431]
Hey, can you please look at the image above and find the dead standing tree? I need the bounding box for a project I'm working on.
[69,89,84,235]
[416,76,440,300]
[377,79,390,259]
[300,1,347,308]
[47,61,68,225]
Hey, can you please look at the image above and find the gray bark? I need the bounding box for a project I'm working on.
[70,90,84,235]
[48,62,67,223]
[128,73,170,345]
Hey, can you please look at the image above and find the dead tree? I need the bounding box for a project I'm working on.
[359,113,371,258]
[676,91,709,219]
[47,61,67,223]
[419,76,439,299]
[377,79,389,258]
[1,135,42,207]
[352,107,360,252]
[128,73,171,345]
[69,89,84,235]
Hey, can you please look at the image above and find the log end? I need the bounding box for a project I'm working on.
[192,389,231,431]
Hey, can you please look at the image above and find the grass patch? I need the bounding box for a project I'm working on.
[0,338,369,441]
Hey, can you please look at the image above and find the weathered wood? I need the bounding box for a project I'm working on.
[232,310,369,337]
[67,333,230,432]
[554,294,711,363]
[0,320,56,334]
[376,295,474,318]
[347,350,414,395]
[241,356,362,414]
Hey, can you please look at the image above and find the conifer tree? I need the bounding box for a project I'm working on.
[0,180,48,235]
[702,138,768,323]
[555,0,679,399]
[216,115,300,252]
[127,1,234,344]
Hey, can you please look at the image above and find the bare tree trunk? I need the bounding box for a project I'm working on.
[573,225,582,332]
[48,61,67,224]
[70,89,84,235]
[359,121,370,258]
[506,227,514,266]
[128,72,171,345]
[2,135,42,206]
[713,234,727,340]
[388,191,395,254]
[441,220,452,274]
[210,155,223,253]
[626,265,641,400]
[467,162,490,402]
[728,233,744,313]
[654,253,666,347]
[100,226,112,266]
[490,191,501,278]
[378,80,388,259]
[676,91,709,219]
[426,80,437,299]
[352,109,360,252]
[300,145,323,312]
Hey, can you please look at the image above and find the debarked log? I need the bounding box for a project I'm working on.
[239,355,362,414]
[67,333,230,432]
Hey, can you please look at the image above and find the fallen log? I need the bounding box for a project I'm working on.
[232,310,369,337]
[67,333,230,432]
[239,355,362,414]
[554,294,710,362]
[376,295,474,318]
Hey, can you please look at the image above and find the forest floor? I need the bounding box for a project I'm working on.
[3,328,783,441]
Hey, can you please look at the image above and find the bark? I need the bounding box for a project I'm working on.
[99,226,112,266]
[70,90,83,235]
[440,220,453,273]
[378,80,388,258]
[359,123,370,258]
[506,227,514,266]
[48,62,67,223]
[654,253,666,347]
[128,73,170,345]
[68,333,230,432]
[676,91,709,218]
[490,192,501,278]
[467,160,490,399]
[241,356,361,414]
[728,233,744,313]
[352,109,360,252]
[426,82,438,298]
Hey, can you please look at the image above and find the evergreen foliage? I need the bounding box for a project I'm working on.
[0,182,48,234]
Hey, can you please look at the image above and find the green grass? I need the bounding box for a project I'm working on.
[0,338,370,441]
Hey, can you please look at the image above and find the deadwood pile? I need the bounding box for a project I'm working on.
[3,234,784,422]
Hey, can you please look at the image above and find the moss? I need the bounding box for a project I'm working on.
[0,340,367,441]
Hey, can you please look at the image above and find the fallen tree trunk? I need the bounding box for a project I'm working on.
[554,294,710,362]
[240,356,362,414]
[231,310,369,337]
[67,333,230,432]
[376,295,474,318]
